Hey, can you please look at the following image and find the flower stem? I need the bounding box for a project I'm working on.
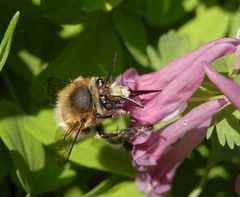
[231,45,240,80]
[189,95,225,102]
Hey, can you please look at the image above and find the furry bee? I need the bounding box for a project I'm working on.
[48,60,160,164]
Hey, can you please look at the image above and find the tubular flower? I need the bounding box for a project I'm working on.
[117,38,240,125]
[117,38,240,196]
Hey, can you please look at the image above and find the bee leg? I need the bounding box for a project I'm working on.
[96,124,119,138]
[95,125,134,148]
[96,114,114,119]
[96,125,152,149]
[96,113,119,119]
[122,140,133,151]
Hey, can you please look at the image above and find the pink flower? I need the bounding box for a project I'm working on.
[118,38,240,125]
[117,38,240,196]
[135,99,227,197]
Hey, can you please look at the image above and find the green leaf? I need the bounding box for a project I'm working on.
[229,11,240,37]
[150,30,191,68]
[83,176,125,197]
[41,0,99,25]
[146,0,187,26]
[0,100,76,195]
[31,0,41,6]
[69,138,135,178]
[234,74,240,85]
[23,109,56,145]
[193,79,221,98]
[179,6,230,47]
[113,10,149,66]
[212,58,228,73]
[81,0,123,12]
[208,105,240,149]
[146,45,162,70]
[58,24,85,39]
[0,11,20,72]
[206,125,215,140]
[18,50,42,76]
[99,181,144,197]
[24,108,134,178]
[30,17,123,103]
[182,0,199,11]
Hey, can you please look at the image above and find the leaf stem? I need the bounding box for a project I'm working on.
[189,95,225,102]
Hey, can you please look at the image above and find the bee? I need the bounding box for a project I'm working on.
[47,57,160,164]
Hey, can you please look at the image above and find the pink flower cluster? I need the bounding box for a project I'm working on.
[117,38,240,197]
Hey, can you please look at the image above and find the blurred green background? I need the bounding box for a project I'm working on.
[0,0,240,196]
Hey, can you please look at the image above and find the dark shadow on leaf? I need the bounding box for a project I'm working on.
[9,146,76,196]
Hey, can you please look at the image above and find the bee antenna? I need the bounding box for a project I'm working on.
[119,96,144,108]
[130,89,162,97]
[105,52,117,83]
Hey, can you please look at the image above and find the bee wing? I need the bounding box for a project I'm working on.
[46,77,71,106]
[55,121,83,166]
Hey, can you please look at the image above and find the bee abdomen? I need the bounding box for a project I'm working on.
[69,87,93,112]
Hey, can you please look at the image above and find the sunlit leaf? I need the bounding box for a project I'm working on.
[207,105,240,149]
[229,11,240,37]
[206,125,215,140]
[24,108,134,177]
[234,74,240,85]
[182,0,199,11]
[58,24,85,39]
[99,181,144,197]
[146,30,192,70]
[146,45,162,70]
[0,100,76,195]
[17,50,42,76]
[0,11,20,72]
[23,109,56,145]
[179,6,229,47]
[157,30,191,66]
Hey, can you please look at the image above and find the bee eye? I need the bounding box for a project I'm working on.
[100,95,113,110]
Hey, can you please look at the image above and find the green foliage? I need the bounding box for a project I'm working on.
[147,30,192,70]
[207,104,240,149]
[179,6,230,47]
[0,11,19,72]
[0,0,240,196]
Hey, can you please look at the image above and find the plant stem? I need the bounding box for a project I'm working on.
[189,95,225,102]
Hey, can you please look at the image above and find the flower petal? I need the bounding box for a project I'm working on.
[136,119,211,197]
[204,61,240,109]
[132,99,228,166]
[118,38,240,125]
